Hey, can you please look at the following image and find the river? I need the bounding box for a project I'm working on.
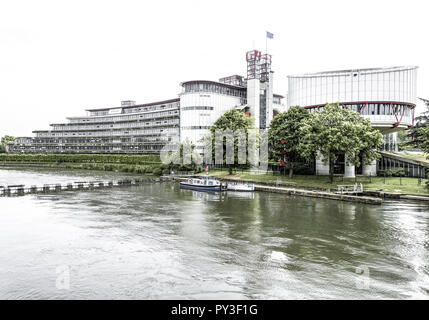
[1,167,428,299]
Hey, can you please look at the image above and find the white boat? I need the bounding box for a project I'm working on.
[180,175,226,192]
[227,182,255,191]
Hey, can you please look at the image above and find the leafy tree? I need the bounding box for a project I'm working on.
[1,135,15,145]
[208,109,255,174]
[405,97,429,148]
[299,103,383,183]
[268,106,310,177]
[0,135,15,153]
[397,130,409,151]
[421,126,429,157]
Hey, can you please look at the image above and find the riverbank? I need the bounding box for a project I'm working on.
[0,162,162,174]
[0,153,169,175]
[200,169,429,198]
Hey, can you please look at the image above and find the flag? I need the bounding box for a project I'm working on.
[266,31,274,39]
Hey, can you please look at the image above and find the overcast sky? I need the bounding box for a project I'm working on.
[0,0,428,137]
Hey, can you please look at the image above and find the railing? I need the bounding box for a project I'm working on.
[337,184,363,194]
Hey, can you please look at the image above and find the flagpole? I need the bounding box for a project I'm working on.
[265,31,268,55]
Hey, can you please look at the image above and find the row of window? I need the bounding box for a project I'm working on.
[182,106,214,111]
[89,102,180,116]
[19,137,172,144]
[73,109,179,124]
[14,145,164,151]
[181,126,210,130]
[307,103,413,117]
[52,119,179,132]
[183,82,246,98]
[36,127,178,138]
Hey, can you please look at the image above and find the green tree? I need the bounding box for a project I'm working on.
[299,103,383,183]
[1,135,15,145]
[0,135,15,153]
[268,106,310,178]
[398,130,410,151]
[406,97,429,148]
[421,126,429,156]
[208,109,255,174]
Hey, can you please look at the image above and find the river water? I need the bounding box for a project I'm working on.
[1,168,428,299]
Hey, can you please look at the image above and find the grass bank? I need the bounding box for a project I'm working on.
[0,153,169,175]
[202,169,429,196]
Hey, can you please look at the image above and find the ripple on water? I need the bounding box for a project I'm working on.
[1,168,429,299]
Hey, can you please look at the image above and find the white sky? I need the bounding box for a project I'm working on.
[0,0,428,137]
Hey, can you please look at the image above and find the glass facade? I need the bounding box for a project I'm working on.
[182,81,246,98]
[288,66,417,108]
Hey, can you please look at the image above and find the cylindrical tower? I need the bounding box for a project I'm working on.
[287,66,418,177]
[179,80,246,150]
[287,66,418,133]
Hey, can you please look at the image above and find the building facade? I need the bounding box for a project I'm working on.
[11,50,286,154]
[287,66,418,177]
[13,99,180,154]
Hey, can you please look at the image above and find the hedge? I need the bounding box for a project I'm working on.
[0,153,161,165]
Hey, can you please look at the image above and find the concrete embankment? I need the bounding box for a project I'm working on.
[363,190,429,202]
[212,177,429,203]
[175,176,382,205]
[255,185,382,205]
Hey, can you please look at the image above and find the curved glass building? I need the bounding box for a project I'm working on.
[287,66,418,176]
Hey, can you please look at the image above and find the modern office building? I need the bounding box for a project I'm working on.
[13,99,180,154]
[287,66,418,177]
[11,50,286,154]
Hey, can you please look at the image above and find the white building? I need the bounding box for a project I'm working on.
[287,66,418,177]
[179,51,286,149]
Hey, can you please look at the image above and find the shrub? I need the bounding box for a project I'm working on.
[145,166,154,174]
[153,167,163,176]
[392,168,406,177]
[378,169,393,177]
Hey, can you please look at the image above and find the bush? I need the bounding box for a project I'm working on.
[153,167,163,176]
[145,166,154,174]
[392,168,406,177]
[378,168,407,177]
[162,168,170,175]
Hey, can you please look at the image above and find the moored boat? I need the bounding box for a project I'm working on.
[179,176,226,192]
[226,182,255,191]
